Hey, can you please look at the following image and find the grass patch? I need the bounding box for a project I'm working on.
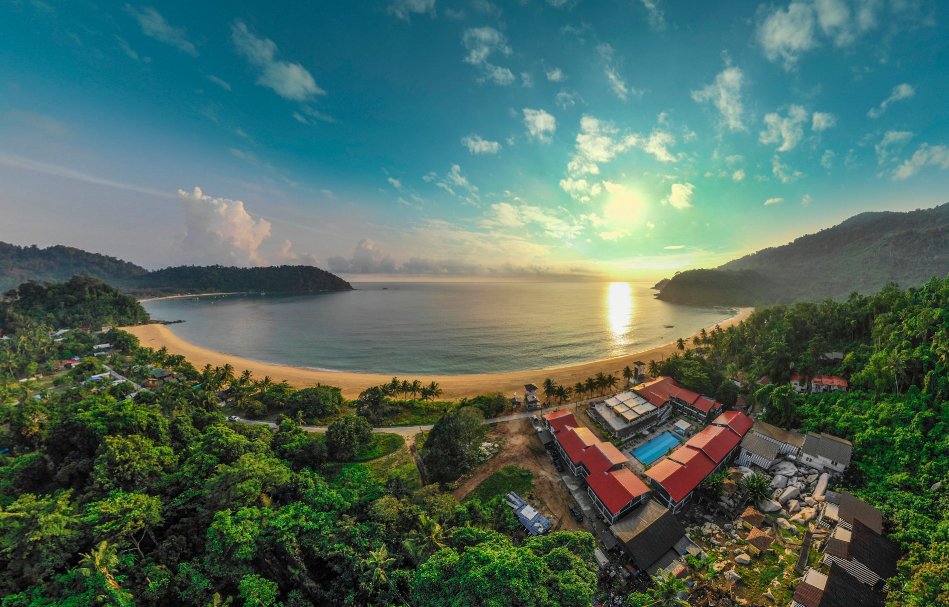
[375,400,452,426]
[465,466,534,503]
[351,433,405,462]
[366,446,421,491]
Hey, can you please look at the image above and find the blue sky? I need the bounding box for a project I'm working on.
[0,0,946,279]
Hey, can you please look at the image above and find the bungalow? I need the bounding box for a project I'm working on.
[801,432,853,473]
[746,420,806,456]
[791,563,886,607]
[823,519,899,590]
[736,432,781,469]
[791,374,849,394]
[609,499,700,578]
[644,411,753,512]
[504,492,552,536]
[821,492,883,533]
[524,383,540,409]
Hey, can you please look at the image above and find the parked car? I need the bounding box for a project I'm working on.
[569,506,584,522]
[226,415,240,422]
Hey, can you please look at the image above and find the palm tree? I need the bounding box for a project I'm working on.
[648,360,661,378]
[739,472,772,505]
[647,571,689,606]
[676,338,686,351]
[622,366,634,385]
[556,385,571,403]
[410,379,423,400]
[387,377,401,396]
[360,545,411,607]
[573,382,586,401]
[400,379,412,398]
[78,541,123,593]
[595,372,608,395]
[426,381,442,401]
[605,373,619,393]
[699,327,709,344]
[584,377,597,397]
[542,378,556,404]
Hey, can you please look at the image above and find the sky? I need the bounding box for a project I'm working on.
[0,0,947,280]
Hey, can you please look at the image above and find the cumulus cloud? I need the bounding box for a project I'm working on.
[176,187,272,266]
[891,143,949,180]
[231,21,323,101]
[691,66,746,131]
[388,0,436,21]
[126,5,197,56]
[462,27,514,85]
[274,239,318,266]
[875,130,913,165]
[664,183,694,209]
[811,112,836,131]
[764,197,784,206]
[546,67,565,82]
[760,105,809,152]
[387,177,403,190]
[327,239,398,273]
[868,83,915,118]
[732,169,746,181]
[461,134,501,154]
[523,108,556,142]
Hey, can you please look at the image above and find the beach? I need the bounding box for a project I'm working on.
[123,306,753,399]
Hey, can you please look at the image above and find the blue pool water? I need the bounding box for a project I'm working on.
[632,432,681,465]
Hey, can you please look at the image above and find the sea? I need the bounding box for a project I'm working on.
[142,281,735,375]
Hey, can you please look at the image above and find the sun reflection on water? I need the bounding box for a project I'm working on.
[606,282,634,346]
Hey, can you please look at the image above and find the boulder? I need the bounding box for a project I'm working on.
[758,499,783,513]
[770,474,789,489]
[804,497,816,506]
[791,507,817,523]
[779,486,801,504]
[725,569,742,582]
[736,466,755,477]
[770,461,799,477]
[788,499,801,513]
[735,553,752,565]
[813,473,830,498]
[776,517,798,533]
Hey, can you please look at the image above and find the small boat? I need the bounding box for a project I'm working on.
[664,324,674,328]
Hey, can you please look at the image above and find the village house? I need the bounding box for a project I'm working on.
[504,492,552,536]
[644,411,753,512]
[609,499,702,578]
[821,492,883,533]
[801,432,853,473]
[524,383,540,410]
[790,373,849,393]
[823,519,899,590]
[792,563,886,607]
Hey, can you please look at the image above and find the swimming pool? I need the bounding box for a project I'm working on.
[632,431,681,465]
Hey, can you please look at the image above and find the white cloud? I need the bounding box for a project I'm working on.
[801,193,812,205]
[757,1,817,68]
[387,177,403,190]
[892,144,949,180]
[461,134,501,154]
[176,187,272,266]
[327,239,398,273]
[388,0,436,21]
[760,105,809,152]
[231,21,323,102]
[126,5,197,56]
[598,44,639,101]
[764,197,784,206]
[811,111,836,131]
[523,108,556,142]
[207,75,231,91]
[0,152,172,198]
[664,245,685,250]
[555,89,582,109]
[427,164,480,204]
[772,155,803,182]
[640,0,666,30]
[664,182,694,209]
[462,27,514,85]
[274,240,318,266]
[875,130,913,165]
[821,149,835,169]
[483,202,582,240]
[546,67,565,82]
[292,106,336,125]
[559,177,602,203]
[642,130,676,162]
[868,83,915,118]
[691,66,746,131]
[732,169,746,181]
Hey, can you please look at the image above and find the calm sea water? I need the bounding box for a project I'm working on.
[142,281,734,374]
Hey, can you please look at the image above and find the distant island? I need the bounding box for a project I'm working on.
[0,242,352,296]
[655,202,949,305]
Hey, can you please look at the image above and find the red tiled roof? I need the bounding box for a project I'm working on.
[668,384,701,405]
[587,468,650,516]
[713,411,754,437]
[544,410,578,434]
[645,448,716,503]
[581,442,628,476]
[637,389,669,408]
[685,425,740,463]
[557,426,598,464]
[691,395,721,414]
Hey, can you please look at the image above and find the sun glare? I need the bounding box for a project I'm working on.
[606,281,634,343]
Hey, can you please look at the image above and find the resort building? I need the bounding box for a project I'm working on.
[644,411,753,511]
[609,499,702,578]
[542,410,652,524]
[801,432,853,473]
[790,374,849,393]
[590,390,669,439]
[630,376,723,424]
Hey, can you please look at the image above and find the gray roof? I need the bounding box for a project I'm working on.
[837,492,883,533]
[753,421,805,448]
[803,432,853,466]
[610,500,686,571]
[741,431,781,461]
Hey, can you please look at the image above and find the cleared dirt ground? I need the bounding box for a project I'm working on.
[453,418,582,532]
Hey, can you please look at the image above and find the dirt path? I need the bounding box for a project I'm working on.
[453,419,581,532]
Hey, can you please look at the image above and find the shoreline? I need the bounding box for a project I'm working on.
[122,306,754,400]
[137,292,244,303]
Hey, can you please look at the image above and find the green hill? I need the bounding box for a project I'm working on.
[656,202,949,305]
[0,242,352,296]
